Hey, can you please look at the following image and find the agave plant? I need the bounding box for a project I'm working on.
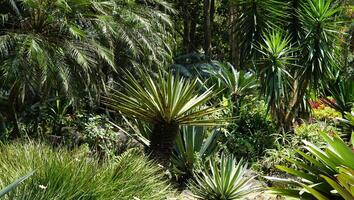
[188,154,258,200]
[266,131,354,199]
[103,69,227,164]
[0,171,34,197]
[171,126,220,181]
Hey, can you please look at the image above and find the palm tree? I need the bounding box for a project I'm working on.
[0,0,116,104]
[103,69,227,164]
[0,0,174,105]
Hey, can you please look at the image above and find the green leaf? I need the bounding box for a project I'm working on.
[0,170,35,197]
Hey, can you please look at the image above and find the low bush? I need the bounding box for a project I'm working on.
[7,109,135,157]
[254,122,333,176]
[221,101,276,162]
[0,143,174,200]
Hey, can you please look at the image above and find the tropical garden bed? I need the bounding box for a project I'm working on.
[0,0,353,199]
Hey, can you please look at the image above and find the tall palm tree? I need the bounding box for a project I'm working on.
[103,69,227,164]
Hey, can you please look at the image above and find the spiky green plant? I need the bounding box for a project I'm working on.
[254,0,343,130]
[266,131,354,199]
[103,69,227,164]
[257,30,295,126]
[229,0,288,68]
[0,143,175,200]
[171,126,220,181]
[189,154,258,200]
[299,0,342,85]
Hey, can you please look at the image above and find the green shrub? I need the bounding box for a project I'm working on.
[13,109,135,157]
[254,122,332,176]
[0,143,174,200]
[221,101,276,161]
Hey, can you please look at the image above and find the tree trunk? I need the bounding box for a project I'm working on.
[203,0,211,57]
[183,10,192,53]
[190,8,198,52]
[148,122,180,166]
[229,6,240,68]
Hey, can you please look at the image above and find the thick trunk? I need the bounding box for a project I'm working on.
[203,0,211,56]
[271,77,309,132]
[148,122,180,166]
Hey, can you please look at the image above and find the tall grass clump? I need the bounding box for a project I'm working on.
[0,143,174,200]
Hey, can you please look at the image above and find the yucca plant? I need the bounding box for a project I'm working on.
[266,131,354,199]
[229,0,288,68]
[188,154,258,200]
[299,0,342,85]
[103,69,227,164]
[0,171,34,198]
[257,30,295,127]
[171,126,220,181]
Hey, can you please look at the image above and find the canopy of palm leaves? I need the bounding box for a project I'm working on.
[0,0,173,104]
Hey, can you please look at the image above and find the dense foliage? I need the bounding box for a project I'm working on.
[0,0,353,199]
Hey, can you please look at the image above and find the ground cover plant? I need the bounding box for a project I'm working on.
[0,143,174,200]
